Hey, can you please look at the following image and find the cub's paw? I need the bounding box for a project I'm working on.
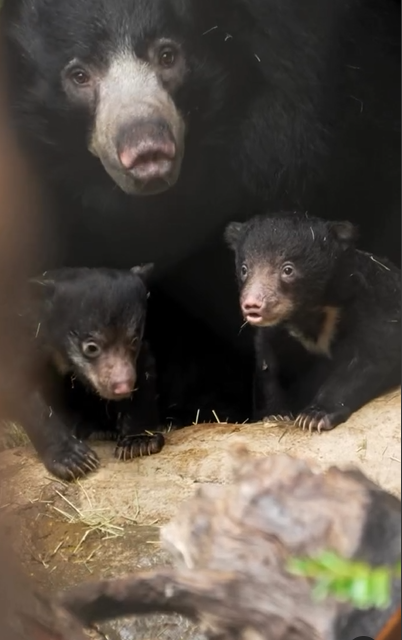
[44,438,100,481]
[87,430,118,443]
[262,413,294,424]
[295,406,348,434]
[114,433,165,462]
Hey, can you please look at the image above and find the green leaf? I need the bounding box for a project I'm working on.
[369,568,392,609]
[311,577,333,602]
[286,551,400,610]
[350,576,372,609]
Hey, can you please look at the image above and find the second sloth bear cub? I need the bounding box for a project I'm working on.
[225,212,401,432]
[22,265,164,481]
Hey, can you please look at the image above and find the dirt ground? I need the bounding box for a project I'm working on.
[0,387,400,639]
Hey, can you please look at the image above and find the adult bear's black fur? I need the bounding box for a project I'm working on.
[1,0,400,421]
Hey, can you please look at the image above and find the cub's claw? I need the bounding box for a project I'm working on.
[263,413,294,423]
[295,408,339,434]
[114,433,165,462]
[87,430,118,442]
[45,438,100,481]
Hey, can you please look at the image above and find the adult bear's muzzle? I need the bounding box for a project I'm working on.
[116,118,178,192]
[89,52,185,196]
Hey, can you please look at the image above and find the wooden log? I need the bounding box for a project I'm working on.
[58,447,401,640]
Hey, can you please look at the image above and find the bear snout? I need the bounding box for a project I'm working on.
[88,52,186,196]
[116,118,178,192]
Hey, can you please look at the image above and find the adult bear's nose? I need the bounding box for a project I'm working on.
[116,118,177,187]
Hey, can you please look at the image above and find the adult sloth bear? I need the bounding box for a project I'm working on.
[1,0,400,422]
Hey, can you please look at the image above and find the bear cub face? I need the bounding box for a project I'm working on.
[225,213,356,328]
[31,264,154,401]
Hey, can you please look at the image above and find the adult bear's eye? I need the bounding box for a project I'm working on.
[159,47,176,68]
[68,67,91,86]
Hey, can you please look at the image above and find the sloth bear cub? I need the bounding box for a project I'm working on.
[20,265,163,480]
[225,212,401,432]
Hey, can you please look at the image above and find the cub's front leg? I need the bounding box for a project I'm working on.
[253,329,293,422]
[295,339,400,433]
[21,391,100,480]
[114,342,165,461]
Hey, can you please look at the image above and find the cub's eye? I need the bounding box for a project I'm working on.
[240,264,248,280]
[82,341,101,358]
[281,263,296,279]
[68,67,91,86]
[159,47,176,68]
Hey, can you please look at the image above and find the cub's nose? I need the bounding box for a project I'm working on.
[111,376,136,398]
[242,296,264,315]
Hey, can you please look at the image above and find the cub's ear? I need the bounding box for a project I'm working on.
[329,220,358,247]
[224,221,244,250]
[131,263,155,285]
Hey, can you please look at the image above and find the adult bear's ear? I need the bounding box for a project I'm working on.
[329,221,359,248]
[224,221,244,250]
[131,263,155,285]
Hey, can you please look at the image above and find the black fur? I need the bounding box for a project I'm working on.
[14,266,163,481]
[1,0,400,422]
[225,212,401,431]
[1,0,400,341]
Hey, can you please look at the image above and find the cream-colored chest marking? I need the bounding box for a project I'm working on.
[289,306,341,358]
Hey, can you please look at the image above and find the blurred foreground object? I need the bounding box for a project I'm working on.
[0,533,87,640]
[0,42,87,640]
[58,449,401,640]
[0,35,42,417]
